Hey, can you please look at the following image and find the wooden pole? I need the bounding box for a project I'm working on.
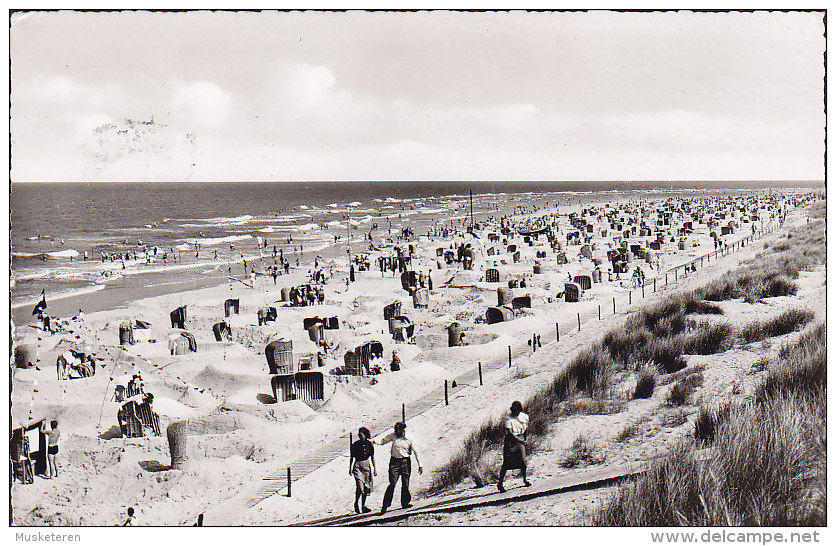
[654,278,656,292]
[287,467,292,497]
[508,346,512,368]
[577,312,581,331]
[478,362,483,386]
[556,322,560,342]
[629,290,632,305]
[469,189,474,229]
[444,380,449,405]
[642,283,645,298]
[612,297,616,314]
[402,403,405,423]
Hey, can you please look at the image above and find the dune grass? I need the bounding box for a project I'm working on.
[696,214,825,304]
[665,372,704,406]
[561,434,605,468]
[633,368,657,399]
[739,308,815,343]
[593,322,826,526]
[428,209,825,494]
[682,320,734,355]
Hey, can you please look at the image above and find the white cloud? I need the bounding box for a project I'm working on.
[170,81,233,128]
[9,12,825,182]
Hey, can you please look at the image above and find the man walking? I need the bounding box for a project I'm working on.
[375,422,422,514]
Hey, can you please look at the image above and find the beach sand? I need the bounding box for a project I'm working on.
[10,190,816,526]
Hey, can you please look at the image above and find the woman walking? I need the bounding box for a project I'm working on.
[349,427,376,514]
[497,401,530,493]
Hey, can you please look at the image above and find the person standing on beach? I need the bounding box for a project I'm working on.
[40,420,60,478]
[123,507,137,526]
[375,422,422,514]
[497,401,531,493]
[349,427,377,514]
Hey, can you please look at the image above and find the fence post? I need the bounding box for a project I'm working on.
[402,403,405,423]
[556,322,560,342]
[508,345,512,368]
[598,304,601,320]
[642,283,645,298]
[577,312,581,331]
[666,273,668,285]
[612,297,616,314]
[478,362,483,385]
[287,467,292,497]
[653,278,656,292]
[675,269,678,282]
[629,290,632,305]
[444,380,449,405]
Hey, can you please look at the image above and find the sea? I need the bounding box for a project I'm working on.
[9,180,814,326]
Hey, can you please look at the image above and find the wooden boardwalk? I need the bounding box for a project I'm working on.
[297,461,647,526]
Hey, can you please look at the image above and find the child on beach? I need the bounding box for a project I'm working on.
[122,507,137,526]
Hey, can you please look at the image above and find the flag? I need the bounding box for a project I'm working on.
[32,290,46,316]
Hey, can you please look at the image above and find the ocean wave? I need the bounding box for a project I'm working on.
[286,223,320,232]
[194,234,254,246]
[13,249,82,259]
[205,214,254,224]
[47,249,80,259]
[259,227,275,233]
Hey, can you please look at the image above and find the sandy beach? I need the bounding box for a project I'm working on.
[10,188,819,526]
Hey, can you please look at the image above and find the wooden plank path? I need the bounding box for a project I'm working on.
[296,461,647,526]
[244,221,782,510]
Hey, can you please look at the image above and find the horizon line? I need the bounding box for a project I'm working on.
[8,179,826,185]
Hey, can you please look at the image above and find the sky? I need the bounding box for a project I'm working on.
[9,10,826,182]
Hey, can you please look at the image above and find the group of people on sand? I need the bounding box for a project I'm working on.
[348,421,423,515]
[347,400,530,516]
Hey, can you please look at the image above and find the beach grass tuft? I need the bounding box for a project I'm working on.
[633,368,657,399]
[593,322,826,526]
[739,308,815,344]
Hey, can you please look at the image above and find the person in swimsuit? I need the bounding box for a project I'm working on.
[41,420,60,478]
